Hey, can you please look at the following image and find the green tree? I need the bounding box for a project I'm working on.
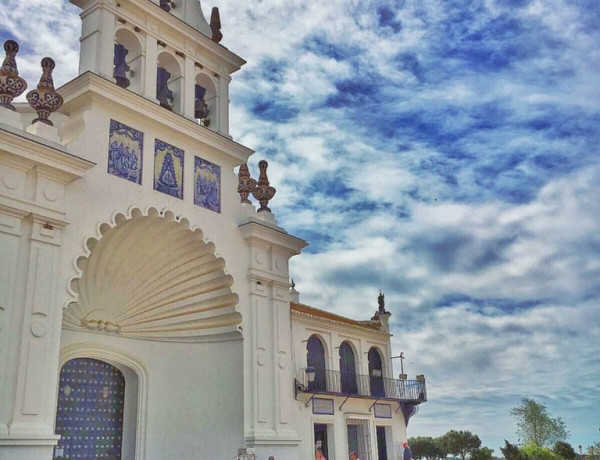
[586,442,600,460]
[440,430,481,460]
[522,443,562,460]
[553,441,576,460]
[500,440,528,460]
[470,447,494,460]
[510,398,569,447]
[409,436,447,460]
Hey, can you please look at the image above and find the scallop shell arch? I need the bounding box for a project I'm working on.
[64,206,241,342]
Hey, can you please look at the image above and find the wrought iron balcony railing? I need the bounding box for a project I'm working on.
[300,368,426,403]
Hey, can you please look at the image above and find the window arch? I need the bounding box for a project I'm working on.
[339,341,358,395]
[307,335,327,391]
[368,347,385,397]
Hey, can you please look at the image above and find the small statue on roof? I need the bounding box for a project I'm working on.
[210,7,223,43]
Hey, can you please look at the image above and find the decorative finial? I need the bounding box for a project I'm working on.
[26,57,63,126]
[0,40,27,111]
[251,160,276,212]
[290,279,296,290]
[210,7,223,43]
[237,164,257,204]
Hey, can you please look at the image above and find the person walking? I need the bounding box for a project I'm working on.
[403,442,413,460]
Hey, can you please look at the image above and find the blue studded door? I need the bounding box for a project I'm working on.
[54,358,125,459]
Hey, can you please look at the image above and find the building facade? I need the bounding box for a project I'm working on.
[0,1,425,459]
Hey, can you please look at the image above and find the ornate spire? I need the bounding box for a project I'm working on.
[26,57,63,126]
[210,7,223,43]
[0,40,27,111]
[251,160,276,212]
[237,164,257,204]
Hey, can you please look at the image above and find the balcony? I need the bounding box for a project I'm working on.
[299,368,427,404]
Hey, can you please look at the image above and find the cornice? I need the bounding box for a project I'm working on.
[0,124,96,181]
[57,72,254,165]
[291,308,390,338]
[239,219,308,256]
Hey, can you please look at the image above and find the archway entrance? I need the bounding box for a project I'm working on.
[54,358,125,459]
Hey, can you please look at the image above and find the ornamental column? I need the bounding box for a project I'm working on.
[0,116,94,460]
[239,216,307,460]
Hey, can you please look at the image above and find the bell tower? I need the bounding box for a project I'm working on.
[71,0,244,135]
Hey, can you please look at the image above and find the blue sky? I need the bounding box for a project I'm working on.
[2,0,599,453]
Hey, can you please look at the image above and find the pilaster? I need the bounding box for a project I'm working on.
[0,123,94,459]
[239,220,307,454]
[77,0,117,79]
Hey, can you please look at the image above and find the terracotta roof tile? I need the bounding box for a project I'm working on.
[291,302,383,332]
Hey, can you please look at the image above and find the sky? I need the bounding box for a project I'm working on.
[2,0,599,454]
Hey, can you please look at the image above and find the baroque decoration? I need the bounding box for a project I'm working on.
[237,163,256,204]
[252,160,276,212]
[194,156,221,213]
[210,7,223,43]
[107,119,143,184]
[0,39,27,111]
[26,57,63,126]
[63,208,241,341]
[154,139,184,198]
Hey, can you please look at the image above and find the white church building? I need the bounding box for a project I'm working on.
[0,0,427,459]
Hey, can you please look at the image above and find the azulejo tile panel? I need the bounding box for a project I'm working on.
[154,139,184,199]
[108,119,143,184]
[194,156,221,213]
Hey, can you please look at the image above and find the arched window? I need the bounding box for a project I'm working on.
[307,335,327,391]
[368,347,385,397]
[339,341,358,395]
[54,358,126,459]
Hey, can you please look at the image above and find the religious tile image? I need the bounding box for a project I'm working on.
[107,119,143,184]
[154,139,184,199]
[194,156,221,213]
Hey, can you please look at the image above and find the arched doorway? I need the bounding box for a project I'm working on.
[54,358,125,459]
[307,335,327,391]
[339,341,358,395]
[368,347,385,397]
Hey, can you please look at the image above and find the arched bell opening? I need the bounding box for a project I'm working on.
[194,72,217,128]
[64,208,241,342]
[114,28,143,93]
[156,51,182,113]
